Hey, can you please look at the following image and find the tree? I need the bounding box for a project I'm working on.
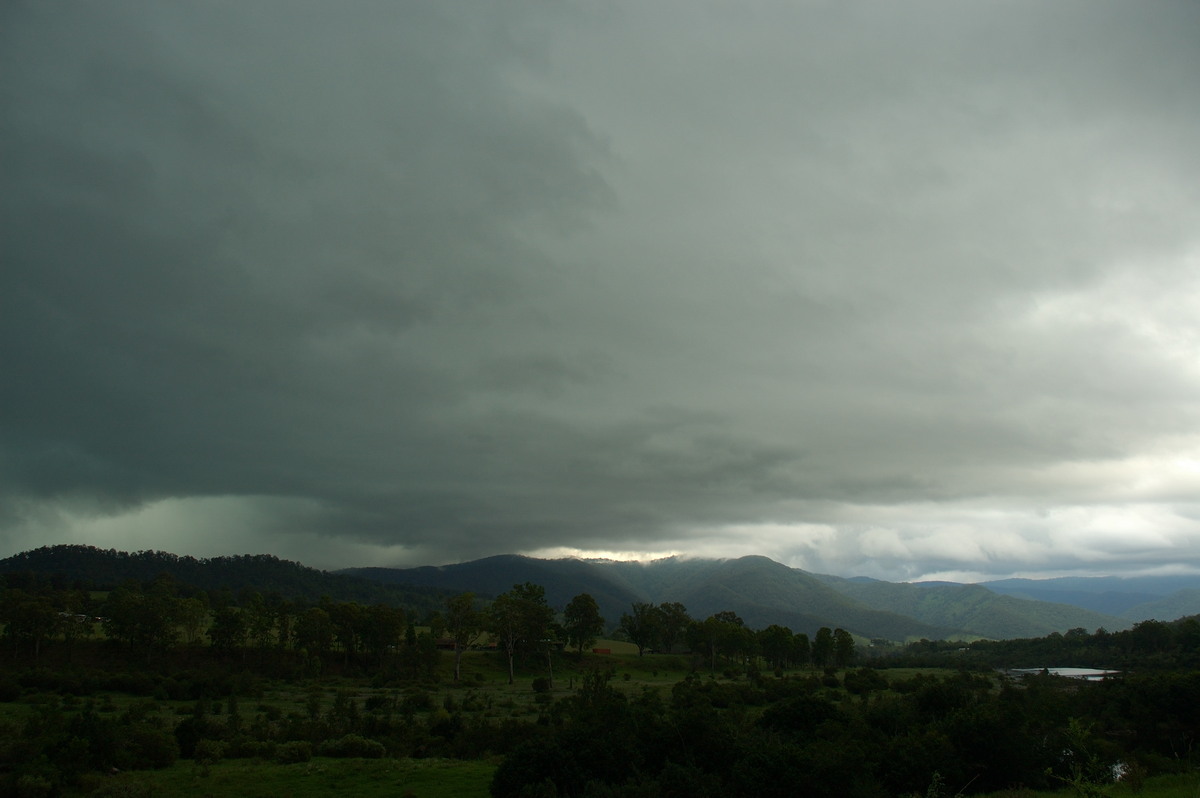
[58,589,94,657]
[487,595,525,681]
[687,613,746,672]
[327,601,365,663]
[488,583,554,685]
[294,606,334,657]
[361,603,405,666]
[517,583,557,685]
[208,606,247,653]
[833,628,855,668]
[619,602,660,657]
[657,601,690,654]
[792,632,811,669]
[272,598,295,649]
[711,612,755,667]
[759,624,794,670]
[103,583,177,652]
[175,596,209,646]
[446,592,484,682]
[563,593,605,657]
[425,610,447,642]
[0,588,58,659]
[244,592,275,650]
[812,627,834,669]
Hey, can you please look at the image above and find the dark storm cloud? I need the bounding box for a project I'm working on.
[3,1,1200,578]
[2,3,604,490]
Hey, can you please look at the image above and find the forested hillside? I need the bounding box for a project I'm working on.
[819,576,1128,639]
[0,545,450,615]
[981,574,1200,617]
[347,554,953,641]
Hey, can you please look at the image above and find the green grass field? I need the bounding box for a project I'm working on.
[8,639,1192,798]
[76,757,1200,798]
[73,756,496,797]
[977,773,1200,798]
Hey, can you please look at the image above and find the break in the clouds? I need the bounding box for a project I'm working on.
[3,1,1200,581]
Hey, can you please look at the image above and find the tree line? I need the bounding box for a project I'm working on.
[888,616,1200,673]
[4,575,866,684]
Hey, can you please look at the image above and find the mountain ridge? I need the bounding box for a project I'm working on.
[4,545,1173,642]
[343,553,1133,641]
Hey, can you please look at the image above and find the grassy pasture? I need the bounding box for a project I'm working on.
[73,756,496,797]
[976,773,1200,798]
[0,638,1014,797]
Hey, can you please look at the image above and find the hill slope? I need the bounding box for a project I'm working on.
[981,575,1200,617]
[345,555,650,630]
[349,554,1144,641]
[819,577,1129,638]
[0,544,450,614]
[1122,589,1200,622]
[643,556,956,641]
[350,555,962,641]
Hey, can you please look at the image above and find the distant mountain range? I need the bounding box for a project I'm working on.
[7,545,1198,643]
[343,554,1173,642]
[972,575,1200,621]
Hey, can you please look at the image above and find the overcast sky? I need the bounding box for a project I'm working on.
[4,1,1200,582]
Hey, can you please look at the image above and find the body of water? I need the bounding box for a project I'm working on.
[1007,667,1119,681]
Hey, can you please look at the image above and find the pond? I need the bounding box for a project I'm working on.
[1007,667,1119,681]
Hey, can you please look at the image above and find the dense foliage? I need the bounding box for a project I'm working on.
[490,666,1200,796]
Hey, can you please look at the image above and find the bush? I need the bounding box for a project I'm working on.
[120,725,180,770]
[401,690,433,712]
[0,680,21,702]
[844,668,889,695]
[193,739,225,764]
[759,695,842,736]
[14,774,53,798]
[364,695,393,712]
[318,734,386,758]
[275,740,313,764]
[225,736,276,759]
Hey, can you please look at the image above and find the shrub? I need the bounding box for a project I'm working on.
[401,690,433,712]
[844,668,889,695]
[318,734,386,758]
[225,736,276,759]
[193,739,225,764]
[0,680,23,702]
[275,740,312,764]
[120,725,180,770]
[14,774,53,798]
